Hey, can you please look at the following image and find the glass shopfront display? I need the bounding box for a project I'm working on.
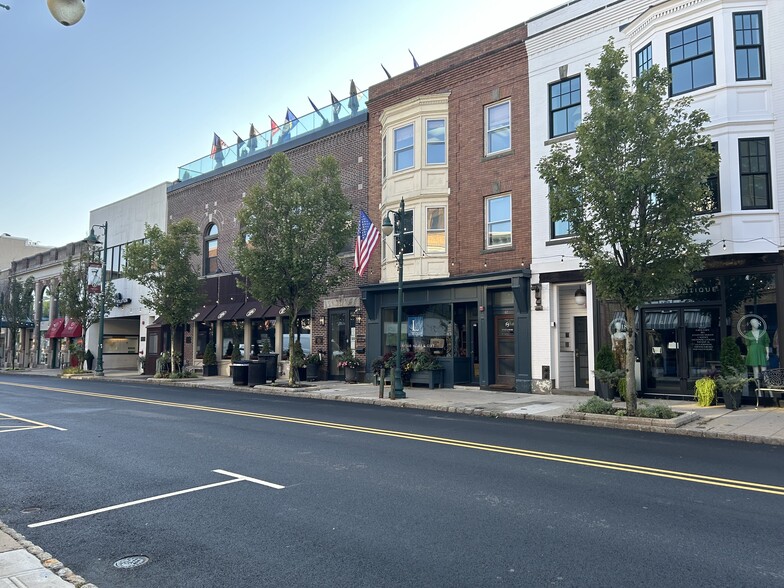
[250,318,277,356]
[381,304,453,359]
[614,271,781,397]
[221,320,244,359]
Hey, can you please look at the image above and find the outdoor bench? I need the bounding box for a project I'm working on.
[754,368,784,408]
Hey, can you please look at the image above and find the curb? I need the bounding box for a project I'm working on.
[0,520,96,587]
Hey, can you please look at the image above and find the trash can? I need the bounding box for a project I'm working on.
[248,360,267,386]
[231,361,249,386]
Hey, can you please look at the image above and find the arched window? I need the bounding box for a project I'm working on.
[41,286,51,320]
[204,224,219,274]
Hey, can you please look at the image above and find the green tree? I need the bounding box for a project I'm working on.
[59,253,116,355]
[537,41,719,414]
[124,219,205,374]
[1,276,34,370]
[233,152,354,386]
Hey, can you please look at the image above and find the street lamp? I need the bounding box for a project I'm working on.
[84,221,108,376]
[47,0,85,26]
[381,197,407,400]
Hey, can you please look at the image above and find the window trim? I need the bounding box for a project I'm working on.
[425,206,446,254]
[667,18,716,97]
[739,137,772,211]
[204,223,219,275]
[485,100,511,156]
[485,194,512,249]
[425,118,446,165]
[635,43,653,78]
[393,123,414,173]
[733,11,765,82]
[381,132,387,180]
[548,74,581,139]
[697,142,721,215]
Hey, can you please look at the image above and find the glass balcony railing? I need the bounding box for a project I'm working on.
[177,90,368,182]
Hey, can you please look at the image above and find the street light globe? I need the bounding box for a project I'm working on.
[47,0,85,26]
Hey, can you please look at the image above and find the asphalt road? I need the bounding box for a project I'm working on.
[1,375,783,587]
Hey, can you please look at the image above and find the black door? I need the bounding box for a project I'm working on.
[328,309,350,378]
[574,316,589,388]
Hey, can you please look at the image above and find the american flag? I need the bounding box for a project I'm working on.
[353,210,380,277]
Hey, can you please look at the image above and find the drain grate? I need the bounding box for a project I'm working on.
[113,556,149,569]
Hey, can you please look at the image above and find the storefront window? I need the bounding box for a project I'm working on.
[221,320,244,359]
[725,272,778,369]
[195,322,213,359]
[250,318,276,356]
[382,304,453,357]
[282,316,311,358]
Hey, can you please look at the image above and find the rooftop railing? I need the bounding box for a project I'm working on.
[177,90,368,182]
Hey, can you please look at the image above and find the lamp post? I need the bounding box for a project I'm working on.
[381,197,407,400]
[84,222,108,376]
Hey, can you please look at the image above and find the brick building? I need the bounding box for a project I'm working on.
[165,96,370,379]
[362,23,533,391]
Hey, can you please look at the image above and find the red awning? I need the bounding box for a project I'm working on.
[45,317,66,338]
[62,319,83,338]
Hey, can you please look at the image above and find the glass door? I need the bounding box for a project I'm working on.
[328,309,350,378]
[494,315,515,388]
[642,307,721,395]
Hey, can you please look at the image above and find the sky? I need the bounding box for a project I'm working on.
[0,0,566,248]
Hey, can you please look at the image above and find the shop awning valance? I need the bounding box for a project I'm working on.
[191,304,216,322]
[203,302,244,322]
[62,319,83,338]
[232,301,269,320]
[45,317,66,338]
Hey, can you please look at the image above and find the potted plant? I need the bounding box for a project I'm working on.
[202,341,218,376]
[305,352,322,381]
[84,349,94,371]
[408,350,444,389]
[593,344,622,401]
[337,350,361,383]
[694,368,717,407]
[718,337,748,410]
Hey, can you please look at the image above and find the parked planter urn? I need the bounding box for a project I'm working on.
[344,366,358,384]
[259,353,278,383]
[723,388,743,410]
[306,363,319,381]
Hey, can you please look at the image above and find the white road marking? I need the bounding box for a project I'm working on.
[0,412,67,432]
[29,471,284,528]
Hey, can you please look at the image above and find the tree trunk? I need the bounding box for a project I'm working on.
[287,307,298,387]
[625,306,638,415]
[10,329,16,370]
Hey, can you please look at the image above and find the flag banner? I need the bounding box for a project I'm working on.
[87,262,102,294]
[381,63,392,79]
[353,210,380,277]
[309,97,328,124]
[210,133,228,160]
[330,91,343,120]
[282,108,298,139]
[249,123,259,150]
[349,80,359,114]
[409,49,420,68]
[269,117,279,146]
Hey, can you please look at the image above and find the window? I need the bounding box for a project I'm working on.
[426,207,446,253]
[734,12,765,81]
[204,223,218,274]
[394,210,414,255]
[739,138,771,210]
[485,195,511,248]
[636,43,652,77]
[697,142,720,214]
[485,101,510,155]
[551,214,573,239]
[667,19,715,96]
[549,75,581,138]
[393,124,414,172]
[426,119,446,164]
[381,133,387,180]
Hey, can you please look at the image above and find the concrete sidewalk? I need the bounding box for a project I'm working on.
[2,367,784,587]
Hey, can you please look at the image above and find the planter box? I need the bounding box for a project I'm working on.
[259,353,277,382]
[409,369,444,389]
[306,363,320,381]
[202,364,218,377]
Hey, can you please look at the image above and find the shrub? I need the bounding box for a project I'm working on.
[305,352,322,366]
[409,350,441,372]
[575,396,615,414]
[169,371,197,379]
[694,376,717,407]
[636,404,677,419]
[203,342,217,366]
[337,350,361,369]
[719,336,744,377]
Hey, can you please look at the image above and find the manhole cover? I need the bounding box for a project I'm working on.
[113,556,149,569]
[21,507,41,514]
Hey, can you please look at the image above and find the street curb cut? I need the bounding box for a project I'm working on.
[0,520,96,587]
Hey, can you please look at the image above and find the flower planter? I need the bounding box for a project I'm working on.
[231,362,249,386]
[259,353,278,383]
[248,360,267,386]
[409,368,444,389]
[202,364,218,377]
[306,363,320,381]
[344,366,358,383]
[723,389,743,410]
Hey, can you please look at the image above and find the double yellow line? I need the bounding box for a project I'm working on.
[4,380,784,496]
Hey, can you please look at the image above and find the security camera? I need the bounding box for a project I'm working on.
[47,0,85,26]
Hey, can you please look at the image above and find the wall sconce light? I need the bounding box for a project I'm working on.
[574,287,587,307]
[356,315,362,325]
[319,316,325,326]
[531,284,543,311]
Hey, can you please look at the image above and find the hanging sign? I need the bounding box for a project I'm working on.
[87,262,102,294]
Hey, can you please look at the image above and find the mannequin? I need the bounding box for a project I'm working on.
[744,318,770,378]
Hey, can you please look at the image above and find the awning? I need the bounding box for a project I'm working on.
[260,305,310,318]
[232,301,269,320]
[62,319,83,338]
[203,302,245,322]
[191,304,216,322]
[45,317,66,338]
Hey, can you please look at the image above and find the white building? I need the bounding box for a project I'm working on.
[528,0,782,398]
[86,182,169,371]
